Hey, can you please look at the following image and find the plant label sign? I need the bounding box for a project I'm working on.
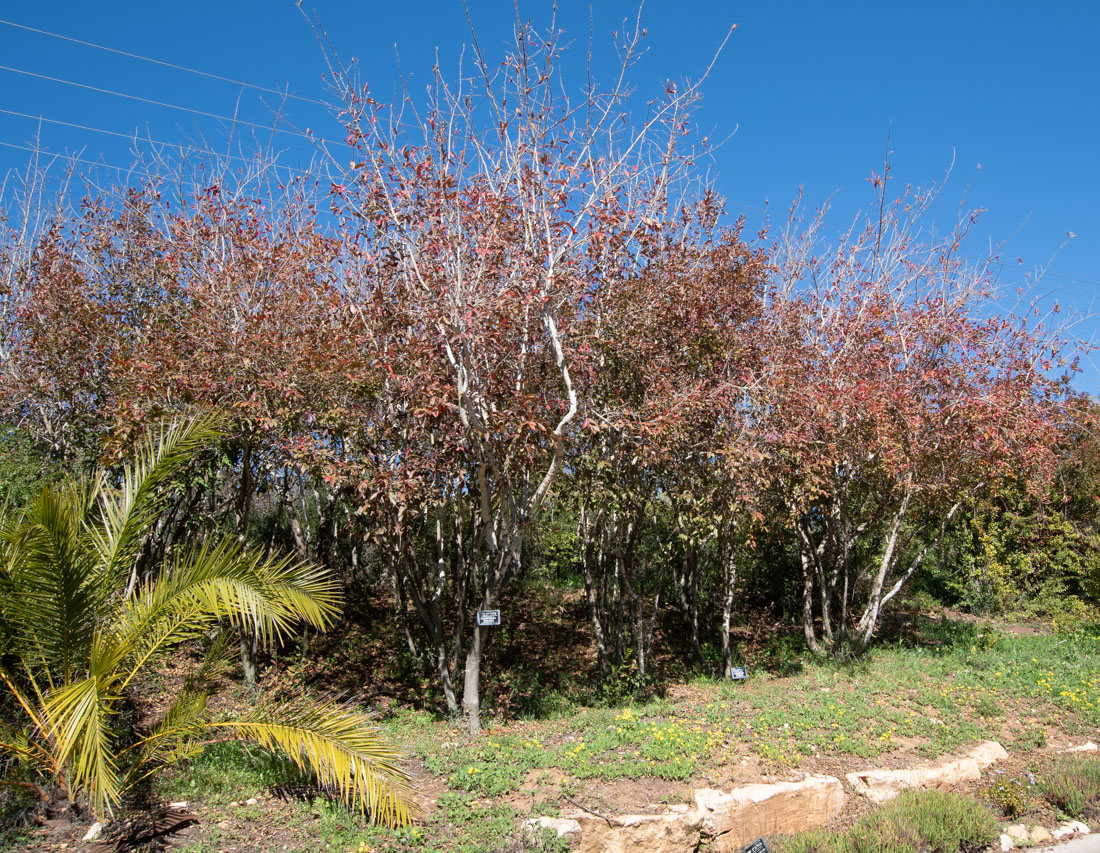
[729,666,749,681]
[743,838,769,853]
[476,609,501,627]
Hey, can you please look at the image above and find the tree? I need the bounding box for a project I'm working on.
[0,414,413,826]
[319,11,736,731]
[757,170,1068,656]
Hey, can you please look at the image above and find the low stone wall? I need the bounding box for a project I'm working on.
[526,740,1012,853]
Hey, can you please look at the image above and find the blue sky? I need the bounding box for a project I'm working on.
[2,1,1098,387]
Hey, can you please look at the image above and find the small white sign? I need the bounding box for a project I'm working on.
[476,609,501,626]
[729,666,749,681]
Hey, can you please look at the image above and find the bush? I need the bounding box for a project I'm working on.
[1043,756,1100,820]
[980,771,1038,817]
[779,789,996,853]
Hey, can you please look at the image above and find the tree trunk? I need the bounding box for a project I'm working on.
[463,622,486,735]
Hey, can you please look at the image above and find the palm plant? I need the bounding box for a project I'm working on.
[0,414,413,826]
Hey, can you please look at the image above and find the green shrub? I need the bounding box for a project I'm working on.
[1043,756,1100,820]
[779,789,996,853]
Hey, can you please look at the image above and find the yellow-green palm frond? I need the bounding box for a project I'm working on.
[89,411,225,591]
[118,689,211,794]
[42,675,120,817]
[111,538,339,673]
[0,721,56,778]
[209,697,416,828]
[119,631,235,793]
[2,483,100,683]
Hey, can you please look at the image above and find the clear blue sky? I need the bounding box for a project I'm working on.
[2,1,1098,388]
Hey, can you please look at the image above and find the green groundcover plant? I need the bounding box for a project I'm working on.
[0,415,413,825]
[779,789,996,853]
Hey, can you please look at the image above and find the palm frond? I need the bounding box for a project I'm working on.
[118,688,211,793]
[209,697,416,828]
[42,676,119,816]
[113,538,339,664]
[2,484,98,683]
[0,721,56,777]
[89,412,225,591]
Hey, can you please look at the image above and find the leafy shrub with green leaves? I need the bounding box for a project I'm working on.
[0,415,413,825]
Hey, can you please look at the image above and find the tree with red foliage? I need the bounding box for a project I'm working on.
[757,170,1071,656]
[320,12,736,730]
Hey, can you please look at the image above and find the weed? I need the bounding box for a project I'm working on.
[980,770,1038,817]
[777,789,996,853]
[1042,756,1100,820]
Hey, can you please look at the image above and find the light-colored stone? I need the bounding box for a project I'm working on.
[999,832,1014,851]
[169,801,189,809]
[967,741,1009,769]
[1031,826,1053,843]
[847,757,981,804]
[245,797,258,806]
[1053,825,1073,840]
[1058,741,1098,754]
[1068,820,1091,834]
[1004,824,1029,843]
[525,817,582,838]
[82,821,104,842]
[565,805,702,853]
[695,775,846,851]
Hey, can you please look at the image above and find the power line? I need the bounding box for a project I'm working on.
[991,260,1100,291]
[0,139,316,179]
[0,108,313,173]
[0,63,332,144]
[0,16,331,108]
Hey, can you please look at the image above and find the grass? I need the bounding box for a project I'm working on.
[1042,756,1100,820]
[776,789,997,853]
[144,614,1100,852]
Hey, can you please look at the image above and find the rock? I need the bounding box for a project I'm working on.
[245,797,258,806]
[168,801,188,809]
[1058,741,1098,754]
[564,805,702,853]
[82,822,104,842]
[847,757,981,804]
[999,833,1014,851]
[217,820,230,830]
[525,817,582,838]
[1031,826,1053,843]
[1053,826,1073,840]
[967,741,1009,769]
[1004,824,1029,844]
[695,775,845,851]
[1068,820,1091,834]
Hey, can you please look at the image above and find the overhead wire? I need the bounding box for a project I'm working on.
[0,63,332,144]
[0,16,331,107]
[0,139,318,180]
[0,108,314,174]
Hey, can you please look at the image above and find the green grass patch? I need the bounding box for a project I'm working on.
[777,789,996,853]
[154,741,308,804]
